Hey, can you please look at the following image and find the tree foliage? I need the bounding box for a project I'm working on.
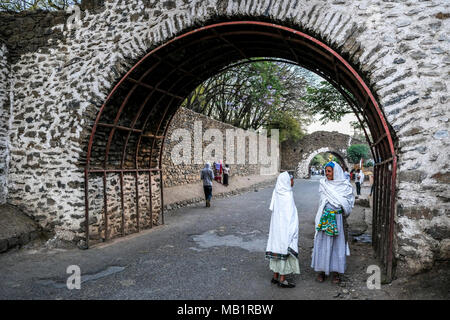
[182,60,312,141]
[311,154,326,166]
[0,0,79,12]
[347,144,370,164]
[265,110,305,142]
[301,80,353,124]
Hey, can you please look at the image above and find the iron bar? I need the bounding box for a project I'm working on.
[135,170,140,232]
[103,172,108,241]
[119,171,125,236]
[387,156,398,280]
[148,171,153,228]
[97,123,143,133]
[84,168,90,248]
[374,157,393,166]
[126,78,185,101]
[142,134,164,139]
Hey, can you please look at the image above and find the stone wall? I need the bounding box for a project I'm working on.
[0,0,448,276]
[281,131,363,178]
[162,107,277,188]
[0,41,9,204]
[0,10,68,64]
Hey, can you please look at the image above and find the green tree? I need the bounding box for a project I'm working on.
[364,159,374,167]
[347,144,370,164]
[182,60,311,141]
[266,110,305,143]
[301,81,370,138]
[311,154,326,166]
[301,81,351,124]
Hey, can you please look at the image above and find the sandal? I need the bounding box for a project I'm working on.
[332,273,341,284]
[278,280,295,288]
[317,272,326,282]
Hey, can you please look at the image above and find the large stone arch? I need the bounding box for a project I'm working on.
[1,1,448,278]
[281,131,363,178]
[297,147,349,179]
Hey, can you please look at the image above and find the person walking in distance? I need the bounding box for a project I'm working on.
[223,164,230,186]
[343,167,351,182]
[201,162,214,207]
[355,169,364,196]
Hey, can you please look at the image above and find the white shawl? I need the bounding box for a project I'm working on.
[266,172,299,257]
[314,162,355,256]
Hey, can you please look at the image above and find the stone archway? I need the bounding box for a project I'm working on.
[298,148,349,179]
[2,0,448,279]
[281,131,363,178]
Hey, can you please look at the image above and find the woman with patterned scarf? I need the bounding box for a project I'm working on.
[311,161,355,284]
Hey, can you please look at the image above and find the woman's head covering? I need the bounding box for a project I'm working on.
[273,171,292,195]
[204,162,211,169]
[330,161,347,181]
[318,161,354,215]
[325,161,335,168]
[266,172,299,258]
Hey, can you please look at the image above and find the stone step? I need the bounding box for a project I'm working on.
[0,204,44,253]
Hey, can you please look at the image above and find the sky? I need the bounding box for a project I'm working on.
[300,68,358,136]
[305,113,358,136]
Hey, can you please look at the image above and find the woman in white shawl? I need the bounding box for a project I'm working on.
[311,161,355,284]
[265,172,300,288]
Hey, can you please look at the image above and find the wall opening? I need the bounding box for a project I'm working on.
[307,151,348,179]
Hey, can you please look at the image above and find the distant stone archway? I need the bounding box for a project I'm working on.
[297,147,349,179]
[281,131,363,178]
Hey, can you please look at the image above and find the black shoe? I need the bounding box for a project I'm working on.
[271,278,279,284]
[278,280,295,288]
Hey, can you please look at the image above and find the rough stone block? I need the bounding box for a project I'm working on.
[19,233,30,245]
[7,236,19,248]
[438,239,450,260]
[0,239,7,252]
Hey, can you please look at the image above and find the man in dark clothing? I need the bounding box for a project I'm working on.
[201,162,214,207]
